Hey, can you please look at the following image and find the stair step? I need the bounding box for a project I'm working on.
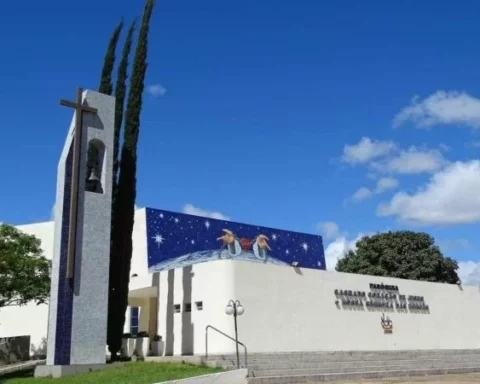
[244,357,480,369]
[212,351,480,365]
[247,365,480,383]
[251,362,480,377]
[214,349,480,360]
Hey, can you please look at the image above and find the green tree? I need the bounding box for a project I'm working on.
[107,19,136,359]
[0,224,51,308]
[99,19,124,95]
[336,231,460,284]
[112,20,136,198]
[108,0,155,358]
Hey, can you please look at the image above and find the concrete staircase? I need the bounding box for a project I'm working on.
[207,349,480,383]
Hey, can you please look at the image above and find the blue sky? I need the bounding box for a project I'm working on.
[2,0,480,279]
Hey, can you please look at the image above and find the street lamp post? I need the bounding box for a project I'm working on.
[225,299,245,368]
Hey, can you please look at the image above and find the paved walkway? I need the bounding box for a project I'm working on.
[335,373,480,383]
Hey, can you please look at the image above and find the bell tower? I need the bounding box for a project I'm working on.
[35,89,115,378]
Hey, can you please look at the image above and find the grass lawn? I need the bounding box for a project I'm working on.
[1,362,224,384]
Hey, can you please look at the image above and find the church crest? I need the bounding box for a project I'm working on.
[381,313,393,334]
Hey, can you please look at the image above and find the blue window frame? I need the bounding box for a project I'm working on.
[130,307,139,336]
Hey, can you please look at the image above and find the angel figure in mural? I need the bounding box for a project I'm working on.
[253,234,271,262]
[217,229,242,258]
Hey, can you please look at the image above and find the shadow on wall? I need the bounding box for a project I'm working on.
[182,266,194,355]
[0,336,30,366]
[165,269,175,356]
[164,267,195,356]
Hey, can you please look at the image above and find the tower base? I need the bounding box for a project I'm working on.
[34,363,113,378]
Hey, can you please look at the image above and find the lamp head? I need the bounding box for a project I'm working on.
[236,304,245,316]
[225,304,234,316]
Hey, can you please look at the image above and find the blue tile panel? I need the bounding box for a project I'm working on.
[54,143,75,366]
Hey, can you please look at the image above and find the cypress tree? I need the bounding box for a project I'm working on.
[112,20,136,197]
[108,0,155,358]
[107,20,136,357]
[99,19,123,95]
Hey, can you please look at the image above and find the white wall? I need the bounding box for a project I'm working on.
[160,259,480,356]
[232,260,480,353]
[130,209,148,278]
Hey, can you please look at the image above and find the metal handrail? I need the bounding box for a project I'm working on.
[205,325,248,370]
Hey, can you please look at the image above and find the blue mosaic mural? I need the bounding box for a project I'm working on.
[146,208,326,272]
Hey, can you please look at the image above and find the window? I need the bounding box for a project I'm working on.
[130,307,139,336]
[174,304,181,313]
[195,301,203,311]
[184,303,192,313]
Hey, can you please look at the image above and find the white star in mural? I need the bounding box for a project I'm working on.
[285,249,289,254]
[205,220,210,229]
[301,242,309,252]
[191,239,195,245]
[174,218,179,223]
[160,213,164,218]
[152,234,165,248]
[272,234,278,241]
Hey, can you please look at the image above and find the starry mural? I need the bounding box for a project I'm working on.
[146,208,326,272]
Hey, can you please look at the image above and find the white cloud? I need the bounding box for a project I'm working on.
[183,204,230,221]
[324,234,363,271]
[342,137,396,164]
[317,221,341,240]
[352,187,373,201]
[377,160,480,225]
[146,84,167,97]
[458,261,480,286]
[351,177,399,202]
[439,143,450,152]
[375,177,399,192]
[381,147,447,174]
[318,222,365,271]
[393,91,480,129]
[342,138,447,175]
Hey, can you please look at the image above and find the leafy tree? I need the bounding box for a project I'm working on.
[0,224,51,308]
[336,231,460,284]
[107,0,155,358]
[99,19,124,95]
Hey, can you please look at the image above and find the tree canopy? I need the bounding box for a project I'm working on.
[0,224,51,308]
[335,231,460,284]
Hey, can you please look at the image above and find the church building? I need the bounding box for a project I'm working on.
[3,207,480,358]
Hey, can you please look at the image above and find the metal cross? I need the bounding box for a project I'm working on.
[60,88,98,278]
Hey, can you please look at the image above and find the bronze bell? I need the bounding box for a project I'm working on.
[86,167,102,193]
[88,167,100,182]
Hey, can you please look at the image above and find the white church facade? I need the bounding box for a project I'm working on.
[3,207,480,358]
